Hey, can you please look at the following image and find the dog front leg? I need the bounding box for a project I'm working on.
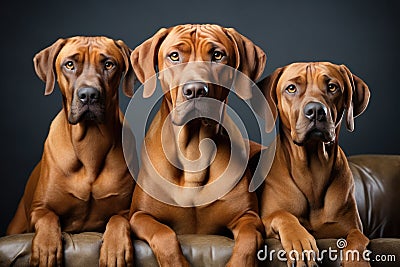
[30,208,62,267]
[227,211,264,267]
[342,229,370,267]
[263,211,319,267]
[130,211,189,267]
[100,214,133,267]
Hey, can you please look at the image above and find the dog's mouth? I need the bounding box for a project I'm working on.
[171,98,224,126]
[68,101,105,125]
[293,122,335,146]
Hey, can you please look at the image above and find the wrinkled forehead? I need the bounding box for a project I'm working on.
[161,24,233,52]
[280,62,343,85]
[58,36,120,59]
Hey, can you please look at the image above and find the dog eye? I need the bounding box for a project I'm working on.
[64,61,75,70]
[328,83,339,93]
[169,52,180,62]
[212,51,224,61]
[286,84,297,94]
[104,61,115,70]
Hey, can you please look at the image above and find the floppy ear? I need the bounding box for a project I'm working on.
[130,28,170,98]
[33,38,66,95]
[225,28,266,99]
[255,67,284,132]
[115,40,136,97]
[340,65,370,132]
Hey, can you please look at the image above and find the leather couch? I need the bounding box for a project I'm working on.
[1,155,399,266]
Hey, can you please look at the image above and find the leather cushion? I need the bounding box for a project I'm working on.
[349,155,400,238]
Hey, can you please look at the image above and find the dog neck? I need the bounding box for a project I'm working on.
[279,125,339,206]
[63,101,122,177]
[155,99,221,187]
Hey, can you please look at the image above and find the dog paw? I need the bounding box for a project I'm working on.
[156,256,190,267]
[100,216,134,267]
[226,255,258,267]
[341,251,370,267]
[30,228,63,267]
[149,230,190,267]
[341,261,370,267]
[279,226,319,267]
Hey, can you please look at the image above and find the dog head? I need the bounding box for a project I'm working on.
[131,24,266,125]
[258,62,370,145]
[34,36,135,124]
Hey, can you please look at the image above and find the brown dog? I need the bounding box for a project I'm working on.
[129,24,266,266]
[6,36,136,266]
[257,62,370,267]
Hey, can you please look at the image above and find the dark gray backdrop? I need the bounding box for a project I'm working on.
[1,0,399,235]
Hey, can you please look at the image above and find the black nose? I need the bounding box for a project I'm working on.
[182,82,208,100]
[304,102,327,121]
[78,87,100,104]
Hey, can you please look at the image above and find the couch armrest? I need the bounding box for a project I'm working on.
[349,155,400,239]
[1,233,399,266]
[0,233,234,267]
